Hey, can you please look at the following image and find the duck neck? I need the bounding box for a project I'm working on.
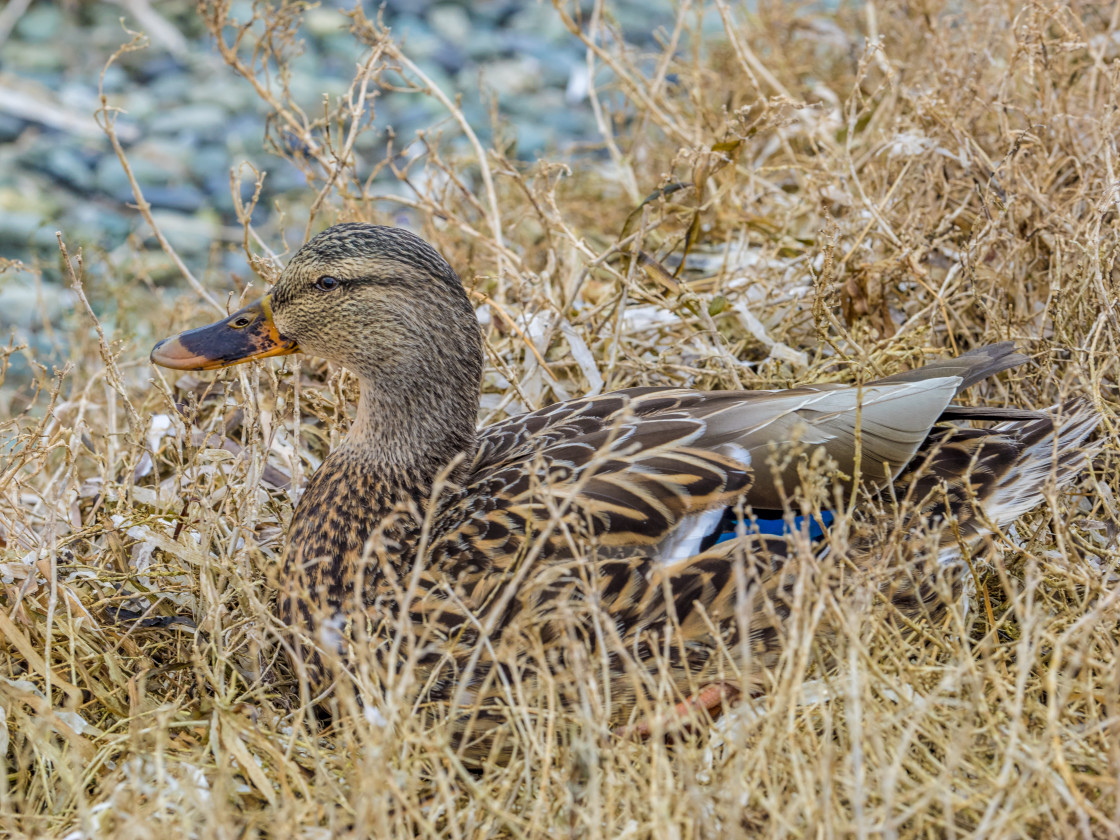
[279,370,480,641]
[344,371,480,486]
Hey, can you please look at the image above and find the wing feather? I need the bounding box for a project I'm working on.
[457,376,975,559]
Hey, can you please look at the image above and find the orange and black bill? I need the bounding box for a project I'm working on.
[150,296,298,371]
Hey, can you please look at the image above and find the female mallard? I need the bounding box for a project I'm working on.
[151,223,1098,761]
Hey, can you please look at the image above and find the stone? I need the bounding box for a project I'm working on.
[0,114,27,143]
[27,146,97,193]
[150,103,230,141]
[304,6,346,37]
[0,273,74,330]
[14,4,64,44]
[148,209,221,258]
[141,184,207,214]
[429,5,472,43]
[1,43,66,73]
[478,57,542,96]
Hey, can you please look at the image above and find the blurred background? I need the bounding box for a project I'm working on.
[0,0,682,411]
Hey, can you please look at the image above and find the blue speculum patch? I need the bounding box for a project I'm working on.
[711,509,836,545]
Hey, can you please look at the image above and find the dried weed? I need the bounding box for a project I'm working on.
[2,1,1119,837]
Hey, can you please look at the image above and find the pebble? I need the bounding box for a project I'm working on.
[393,15,444,61]
[429,5,472,43]
[304,6,348,37]
[26,146,97,193]
[150,103,230,141]
[2,42,67,74]
[142,184,208,214]
[148,210,222,260]
[14,5,64,43]
[0,114,27,143]
[0,272,75,330]
[0,209,59,250]
[479,57,543,96]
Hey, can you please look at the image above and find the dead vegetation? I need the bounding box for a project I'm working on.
[2,1,1119,836]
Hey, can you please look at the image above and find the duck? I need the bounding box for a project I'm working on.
[150,222,1099,763]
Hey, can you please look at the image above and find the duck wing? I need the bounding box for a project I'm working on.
[457,343,1027,554]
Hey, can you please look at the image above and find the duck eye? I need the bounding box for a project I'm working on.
[315,276,340,291]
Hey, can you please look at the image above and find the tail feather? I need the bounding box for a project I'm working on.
[938,405,1047,423]
[982,400,1100,526]
[891,399,1099,547]
[872,342,1028,393]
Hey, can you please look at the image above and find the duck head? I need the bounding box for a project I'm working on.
[151,223,485,472]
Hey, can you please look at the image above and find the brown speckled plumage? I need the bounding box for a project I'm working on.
[152,223,1100,763]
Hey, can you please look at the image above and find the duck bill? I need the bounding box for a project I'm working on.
[150,296,299,371]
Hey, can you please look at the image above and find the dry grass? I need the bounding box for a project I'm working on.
[2,1,1120,836]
